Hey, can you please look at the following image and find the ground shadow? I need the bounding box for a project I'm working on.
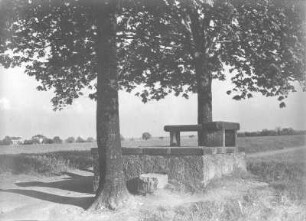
[0,189,93,209]
[16,172,93,194]
[80,168,94,173]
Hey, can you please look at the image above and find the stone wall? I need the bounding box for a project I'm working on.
[91,147,246,192]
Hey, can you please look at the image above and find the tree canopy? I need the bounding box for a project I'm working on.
[118,0,306,107]
[1,0,305,110]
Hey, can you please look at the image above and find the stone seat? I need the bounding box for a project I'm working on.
[164,121,240,148]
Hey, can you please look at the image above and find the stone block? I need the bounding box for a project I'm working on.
[140,173,168,189]
[91,148,247,193]
[122,147,143,155]
[143,148,170,155]
[137,175,158,195]
[170,148,203,155]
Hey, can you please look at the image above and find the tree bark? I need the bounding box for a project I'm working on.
[196,57,212,146]
[188,7,213,146]
[88,0,129,211]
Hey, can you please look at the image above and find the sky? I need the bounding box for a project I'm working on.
[0,66,306,140]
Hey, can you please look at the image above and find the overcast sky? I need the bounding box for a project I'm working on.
[1,66,306,140]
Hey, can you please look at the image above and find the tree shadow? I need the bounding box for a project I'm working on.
[15,172,94,194]
[79,168,94,173]
[0,189,93,209]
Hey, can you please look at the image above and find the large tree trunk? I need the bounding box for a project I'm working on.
[188,7,213,146]
[88,0,129,211]
[196,58,212,146]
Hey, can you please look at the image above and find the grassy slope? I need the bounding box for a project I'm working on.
[247,148,306,203]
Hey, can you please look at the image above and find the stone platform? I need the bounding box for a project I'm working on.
[91,147,246,193]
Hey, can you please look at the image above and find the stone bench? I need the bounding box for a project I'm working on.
[91,147,246,193]
[164,121,240,150]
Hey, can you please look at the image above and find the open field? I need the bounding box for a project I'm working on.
[0,134,304,176]
[0,134,305,155]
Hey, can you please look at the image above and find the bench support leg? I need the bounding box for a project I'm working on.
[170,132,180,147]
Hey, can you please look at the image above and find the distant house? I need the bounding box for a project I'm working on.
[32,135,45,144]
[11,137,24,145]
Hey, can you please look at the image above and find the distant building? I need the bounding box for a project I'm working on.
[11,137,24,145]
[32,135,45,144]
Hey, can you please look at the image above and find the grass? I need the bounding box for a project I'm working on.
[138,148,306,221]
[247,148,306,204]
[0,150,92,175]
[237,134,305,153]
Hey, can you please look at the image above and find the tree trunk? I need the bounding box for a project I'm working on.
[88,0,129,211]
[196,58,212,146]
[188,7,213,146]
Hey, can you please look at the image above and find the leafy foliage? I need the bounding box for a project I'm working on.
[0,0,305,110]
[118,0,306,107]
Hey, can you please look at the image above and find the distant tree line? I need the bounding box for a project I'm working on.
[238,128,306,137]
[0,132,154,145]
[0,135,96,145]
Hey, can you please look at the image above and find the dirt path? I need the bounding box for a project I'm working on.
[247,145,306,158]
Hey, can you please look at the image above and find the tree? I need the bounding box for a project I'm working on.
[86,137,95,142]
[53,136,63,144]
[88,0,129,210]
[42,137,53,144]
[1,0,130,209]
[32,134,46,144]
[1,0,305,210]
[76,136,85,143]
[117,0,306,145]
[120,134,125,141]
[23,139,34,145]
[142,132,152,140]
[1,136,12,145]
[65,137,75,143]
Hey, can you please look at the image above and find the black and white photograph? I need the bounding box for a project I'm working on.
[0,0,305,220]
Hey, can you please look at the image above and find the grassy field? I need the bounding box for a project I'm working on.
[0,134,304,177]
[238,134,305,153]
[0,134,305,155]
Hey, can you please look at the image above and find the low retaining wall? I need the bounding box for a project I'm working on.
[91,147,246,192]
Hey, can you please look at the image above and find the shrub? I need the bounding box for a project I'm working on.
[65,137,75,143]
[142,132,152,140]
